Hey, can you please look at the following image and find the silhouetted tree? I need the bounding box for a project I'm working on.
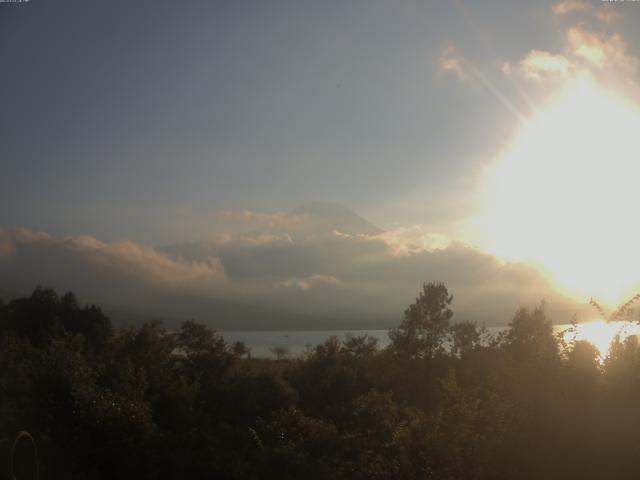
[342,334,378,358]
[232,340,251,359]
[449,321,482,358]
[270,345,290,361]
[389,282,453,359]
[502,302,559,362]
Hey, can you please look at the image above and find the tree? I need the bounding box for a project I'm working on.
[177,320,225,355]
[565,340,600,396]
[389,282,453,359]
[0,287,112,349]
[342,334,378,358]
[449,321,482,358]
[503,302,559,362]
[232,340,251,359]
[60,292,113,351]
[270,345,290,361]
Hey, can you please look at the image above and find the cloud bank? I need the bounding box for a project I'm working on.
[0,204,589,329]
[500,5,638,91]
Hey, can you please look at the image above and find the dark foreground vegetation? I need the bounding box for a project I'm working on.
[1,283,639,479]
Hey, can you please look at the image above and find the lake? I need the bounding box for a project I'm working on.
[222,320,640,359]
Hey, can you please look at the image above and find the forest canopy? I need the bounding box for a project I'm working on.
[0,284,639,479]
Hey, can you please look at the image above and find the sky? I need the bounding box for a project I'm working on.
[2,0,640,328]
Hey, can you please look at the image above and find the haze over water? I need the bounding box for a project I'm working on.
[223,320,640,359]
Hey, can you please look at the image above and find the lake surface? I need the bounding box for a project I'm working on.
[222,329,392,358]
[222,321,640,359]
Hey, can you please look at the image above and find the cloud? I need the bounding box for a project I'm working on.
[0,208,588,329]
[69,236,224,286]
[279,274,339,291]
[0,228,225,292]
[552,0,589,15]
[161,215,585,326]
[333,226,450,257]
[214,210,308,229]
[439,46,465,79]
[503,25,638,90]
[214,232,294,247]
[0,237,16,257]
[567,27,637,72]
[552,1,621,23]
[519,50,571,80]
[593,8,622,24]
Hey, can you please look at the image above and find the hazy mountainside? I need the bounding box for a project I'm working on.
[0,203,591,330]
[289,202,383,236]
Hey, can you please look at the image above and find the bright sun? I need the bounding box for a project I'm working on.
[482,75,640,306]
[560,320,640,359]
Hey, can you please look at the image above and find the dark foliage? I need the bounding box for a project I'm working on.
[1,283,639,479]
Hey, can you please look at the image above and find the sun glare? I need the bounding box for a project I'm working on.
[482,75,640,305]
[560,319,640,359]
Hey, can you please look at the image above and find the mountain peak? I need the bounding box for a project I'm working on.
[290,202,382,236]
